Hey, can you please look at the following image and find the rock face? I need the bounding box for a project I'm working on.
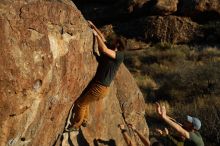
[0,0,148,146]
[153,0,178,15]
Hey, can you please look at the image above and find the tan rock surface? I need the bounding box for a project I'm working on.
[0,0,96,145]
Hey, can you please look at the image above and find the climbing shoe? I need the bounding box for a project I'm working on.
[68,126,79,132]
[65,124,79,132]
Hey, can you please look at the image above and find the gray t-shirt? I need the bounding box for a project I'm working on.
[94,51,124,86]
[184,131,204,146]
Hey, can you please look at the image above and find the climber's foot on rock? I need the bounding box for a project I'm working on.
[68,126,79,132]
[65,124,79,132]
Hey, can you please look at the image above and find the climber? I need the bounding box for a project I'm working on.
[67,21,125,131]
[156,103,204,146]
[118,124,164,146]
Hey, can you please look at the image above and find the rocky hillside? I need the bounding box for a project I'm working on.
[74,0,220,44]
[0,0,148,146]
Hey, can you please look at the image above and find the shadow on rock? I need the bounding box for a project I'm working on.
[77,129,89,146]
[94,138,116,146]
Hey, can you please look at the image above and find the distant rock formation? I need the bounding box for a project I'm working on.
[153,0,178,15]
[75,0,220,21]
[179,0,220,18]
[75,0,220,44]
[144,16,203,43]
[0,0,148,145]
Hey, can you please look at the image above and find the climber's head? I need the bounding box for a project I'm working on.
[108,37,125,51]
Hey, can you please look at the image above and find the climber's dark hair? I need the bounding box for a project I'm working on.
[114,37,125,51]
[107,37,125,51]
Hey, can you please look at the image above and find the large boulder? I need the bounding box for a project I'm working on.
[0,0,96,145]
[0,0,148,145]
[178,0,220,21]
[152,0,178,15]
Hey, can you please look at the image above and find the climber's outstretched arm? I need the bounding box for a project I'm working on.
[88,20,106,42]
[93,30,116,59]
[156,103,190,139]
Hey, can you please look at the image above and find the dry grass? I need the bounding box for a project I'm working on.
[124,43,220,145]
[173,96,220,145]
[135,75,158,90]
[200,47,220,62]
